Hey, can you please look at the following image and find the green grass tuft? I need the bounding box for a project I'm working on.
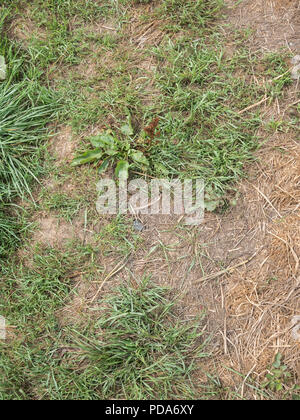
[145,37,291,193]
[69,278,207,399]
[0,34,58,255]
[0,244,99,399]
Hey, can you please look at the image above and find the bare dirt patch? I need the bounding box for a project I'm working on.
[9,16,47,43]
[32,204,96,249]
[129,19,165,48]
[32,215,84,247]
[57,275,96,327]
[49,125,77,165]
[225,0,300,52]
[220,6,299,390]
[86,20,119,36]
[212,131,300,393]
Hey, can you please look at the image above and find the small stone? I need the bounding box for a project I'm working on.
[291,64,300,80]
[133,220,144,232]
[291,55,300,80]
[291,316,300,342]
[291,55,300,65]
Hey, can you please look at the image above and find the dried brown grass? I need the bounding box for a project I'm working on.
[218,130,300,395]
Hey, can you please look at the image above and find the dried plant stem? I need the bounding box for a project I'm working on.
[194,249,260,284]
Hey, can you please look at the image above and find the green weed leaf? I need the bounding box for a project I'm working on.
[105,148,119,157]
[71,149,104,166]
[121,114,134,136]
[90,132,116,149]
[115,160,129,180]
[120,124,134,136]
[204,200,219,212]
[130,150,149,167]
[98,157,111,174]
[153,162,169,176]
[273,353,282,369]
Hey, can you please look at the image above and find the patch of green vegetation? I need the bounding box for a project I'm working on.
[62,25,291,196]
[2,0,126,71]
[55,61,140,132]
[262,353,294,393]
[145,37,291,193]
[2,0,120,24]
[40,192,82,222]
[157,0,223,33]
[65,34,292,194]
[31,0,114,21]
[0,243,101,400]
[66,278,207,399]
[0,33,58,256]
[0,207,24,256]
[200,366,295,400]
[0,255,207,400]
[262,52,292,96]
[97,215,142,256]
[72,121,151,179]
